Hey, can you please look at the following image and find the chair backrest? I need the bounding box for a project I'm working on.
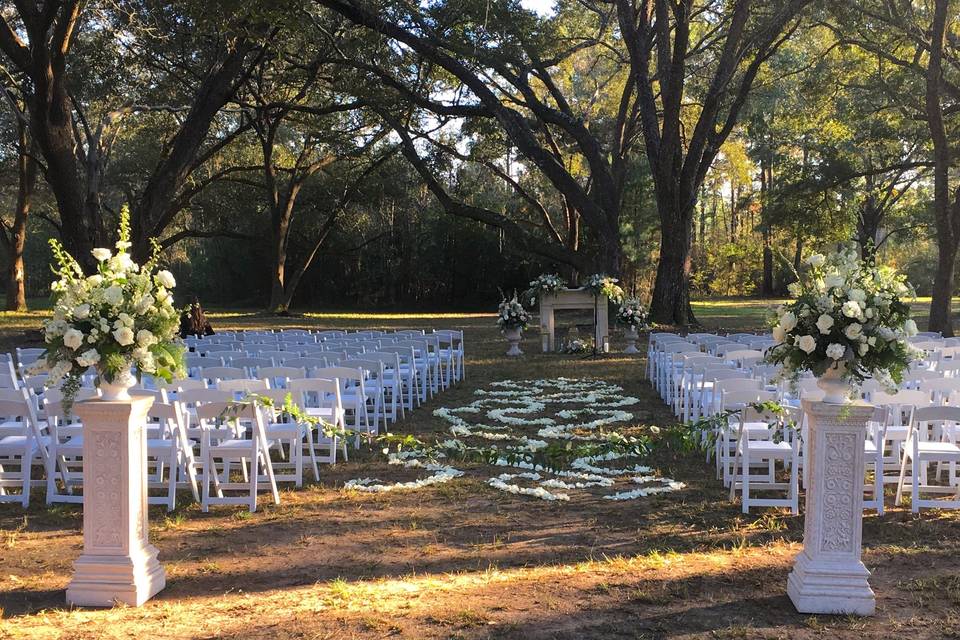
[20,374,49,394]
[280,357,327,373]
[312,366,364,385]
[198,366,247,383]
[708,371,754,385]
[919,378,960,402]
[871,389,929,407]
[872,389,929,425]
[162,378,208,393]
[255,350,290,362]
[297,344,326,354]
[195,401,265,439]
[200,344,242,354]
[914,405,960,425]
[724,349,763,363]
[287,377,343,413]
[217,379,270,394]
[258,366,306,382]
[287,377,339,394]
[186,353,223,366]
[713,378,762,397]
[227,357,275,370]
[720,388,776,410]
[661,343,700,356]
[347,359,384,380]
[0,372,19,390]
[176,388,235,406]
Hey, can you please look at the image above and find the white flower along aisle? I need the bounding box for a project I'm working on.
[345,378,685,502]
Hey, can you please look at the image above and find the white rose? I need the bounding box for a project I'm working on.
[848,288,866,303]
[825,275,845,289]
[841,300,861,318]
[91,248,112,262]
[868,336,877,346]
[797,335,817,354]
[76,348,101,368]
[113,326,135,346]
[134,294,154,315]
[156,270,176,288]
[865,307,874,319]
[903,319,919,337]
[858,342,869,356]
[806,254,825,267]
[772,325,786,343]
[816,314,834,334]
[63,328,83,350]
[73,303,90,320]
[87,274,103,286]
[779,311,798,333]
[104,286,124,306]
[136,329,156,347]
[826,343,845,360]
[844,323,863,340]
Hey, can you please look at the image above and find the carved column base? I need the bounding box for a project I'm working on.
[787,551,874,615]
[787,400,875,616]
[65,397,165,608]
[66,545,165,607]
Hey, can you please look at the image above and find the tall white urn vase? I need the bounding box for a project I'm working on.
[623,326,640,354]
[504,327,523,357]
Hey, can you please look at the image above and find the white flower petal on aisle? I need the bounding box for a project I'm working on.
[343,377,687,502]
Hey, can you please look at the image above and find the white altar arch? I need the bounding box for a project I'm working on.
[539,288,609,352]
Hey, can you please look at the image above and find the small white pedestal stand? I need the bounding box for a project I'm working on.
[787,399,875,616]
[66,396,166,607]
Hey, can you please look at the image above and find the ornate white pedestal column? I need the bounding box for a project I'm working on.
[787,400,875,616]
[66,396,165,607]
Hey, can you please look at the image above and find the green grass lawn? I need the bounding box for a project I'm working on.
[1,296,957,350]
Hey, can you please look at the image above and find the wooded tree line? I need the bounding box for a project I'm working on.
[0,1,956,331]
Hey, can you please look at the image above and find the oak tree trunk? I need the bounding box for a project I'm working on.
[649,202,695,325]
[6,124,35,311]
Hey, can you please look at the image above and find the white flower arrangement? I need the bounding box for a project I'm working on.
[616,299,649,329]
[524,273,567,306]
[37,205,186,406]
[766,244,917,389]
[583,273,625,303]
[496,292,530,330]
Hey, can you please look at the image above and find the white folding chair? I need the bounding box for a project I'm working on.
[197,401,279,513]
[728,404,799,514]
[0,388,48,507]
[895,406,960,512]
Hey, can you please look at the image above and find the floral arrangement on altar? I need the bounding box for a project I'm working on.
[37,205,186,405]
[616,299,649,328]
[496,293,531,331]
[765,244,917,390]
[584,273,624,303]
[523,273,567,306]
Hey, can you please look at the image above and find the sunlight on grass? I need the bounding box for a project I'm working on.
[1,545,799,638]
